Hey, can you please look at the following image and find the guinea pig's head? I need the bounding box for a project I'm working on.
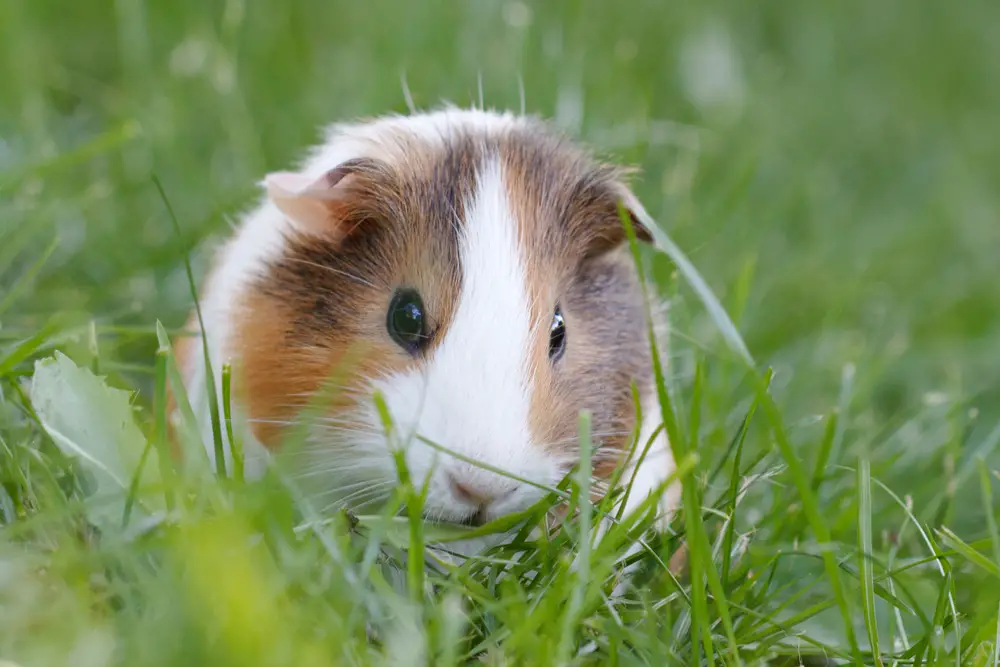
[233,108,659,525]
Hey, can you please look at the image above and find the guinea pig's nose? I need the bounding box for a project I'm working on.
[446,471,515,507]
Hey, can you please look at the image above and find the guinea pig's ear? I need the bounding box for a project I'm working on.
[584,183,656,258]
[614,185,656,245]
[264,158,375,237]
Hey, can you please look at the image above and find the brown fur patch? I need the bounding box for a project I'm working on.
[232,135,482,447]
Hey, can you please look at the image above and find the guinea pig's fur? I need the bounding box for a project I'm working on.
[174,106,679,560]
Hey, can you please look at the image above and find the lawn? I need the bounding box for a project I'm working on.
[2,0,1000,665]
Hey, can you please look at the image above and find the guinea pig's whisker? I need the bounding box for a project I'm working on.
[299,478,382,495]
[281,452,381,471]
[541,430,634,449]
[291,462,391,480]
[282,257,378,289]
[315,426,379,438]
[542,433,628,452]
[305,477,394,497]
[316,416,379,429]
[246,418,298,427]
[550,452,629,471]
[284,385,370,400]
[245,413,377,434]
[275,394,366,410]
[315,425,382,439]
[305,482,395,510]
[246,424,383,449]
[306,437,380,451]
[318,484,395,513]
[281,436,387,455]
[293,418,375,432]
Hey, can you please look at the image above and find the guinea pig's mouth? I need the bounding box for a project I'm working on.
[423,508,490,528]
[456,507,491,528]
[400,506,491,529]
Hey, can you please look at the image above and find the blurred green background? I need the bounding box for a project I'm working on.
[3,0,1000,661]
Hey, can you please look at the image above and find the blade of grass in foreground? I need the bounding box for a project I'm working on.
[372,390,427,604]
[753,380,862,662]
[994,603,1000,667]
[555,410,593,666]
[152,345,176,511]
[620,205,740,666]
[0,236,58,317]
[153,174,226,479]
[0,120,141,190]
[978,459,1000,567]
[937,526,1000,579]
[121,436,157,529]
[624,217,712,663]
[872,477,962,666]
[629,203,753,367]
[721,370,769,586]
[154,321,212,480]
[221,363,244,484]
[857,457,883,666]
[810,410,839,493]
[627,208,855,660]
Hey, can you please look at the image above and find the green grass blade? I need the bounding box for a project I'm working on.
[0,236,58,316]
[936,526,1000,579]
[857,456,883,665]
[556,410,593,665]
[721,370,769,585]
[826,362,854,466]
[121,436,156,529]
[620,205,741,665]
[631,206,754,366]
[153,175,225,478]
[0,120,141,190]
[372,391,425,601]
[0,318,64,374]
[994,603,1000,667]
[872,476,962,666]
[811,409,838,492]
[978,459,1000,568]
[221,363,244,484]
[754,376,862,662]
[152,346,176,511]
[154,321,212,482]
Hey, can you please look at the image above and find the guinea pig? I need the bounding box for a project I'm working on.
[172,106,679,557]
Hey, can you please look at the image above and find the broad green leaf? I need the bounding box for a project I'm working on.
[30,351,162,533]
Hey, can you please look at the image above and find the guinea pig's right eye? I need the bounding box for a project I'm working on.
[387,288,428,353]
[549,305,567,361]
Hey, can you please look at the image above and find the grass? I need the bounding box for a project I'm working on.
[2,0,1000,664]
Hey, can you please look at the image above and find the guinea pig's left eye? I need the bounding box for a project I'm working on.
[549,305,566,361]
[387,288,428,353]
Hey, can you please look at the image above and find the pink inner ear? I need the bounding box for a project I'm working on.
[265,171,317,196]
[264,171,339,234]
